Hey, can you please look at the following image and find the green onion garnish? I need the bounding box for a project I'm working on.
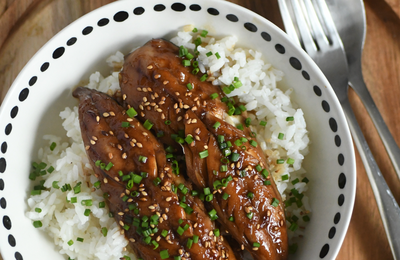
[213,122,221,129]
[271,198,280,207]
[200,74,208,82]
[222,193,229,200]
[35,207,42,213]
[187,83,193,90]
[52,181,60,189]
[47,166,55,173]
[287,158,295,164]
[160,250,169,259]
[278,133,284,140]
[187,238,193,249]
[143,119,153,130]
[182,60,191,67]
[215,52,221,59]
[214,228,220,237]
[210,93,219,99]
[77,237,84,242]
[49,142,57,151]
[33,220,42,228]
[277,159,285,164]
[208,209,218,220]
[139,155,147,163]
[282,174,289,181]
[99,201,105,208]
[250,140,258,147]
[230,152,240,162]
[126,107,138,118]
[260,120,267,126]
[200,30,208,37]
[247,192,254,199]
[220,165,228,172]
[70,197,77,203]
[165,120,171,125]
[121,122,130,128]
[206,51,213,57]
[237,124,244,131]
[286,116,294,121]
[67,240,74,246]
[246,212,254,219]
[193,235,199,243]
[199,150,209,159]
[101,227,108,237]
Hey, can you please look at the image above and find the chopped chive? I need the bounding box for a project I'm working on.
[200,30,208,37]
[302,177,309,183]
[67,240,74,246]
[84,209,91,216]
[52,181,60,189]
[286,116,294,121]
[161,229,168,237]
[228,216,235,222]
[160,250,169,259]
[230,152,240,162]
[214,228,220,237]
[261,169,269,178]
[199,150,209,159]
[186,53,194,59]
[271,198,280,207]
[174,257,181,260]
[70,197,77,203]
[278,133,284,140]
[222,192,229,200]
[153,177,161,186]
[193,235,199,243]
[182,60,191,67]
[156,131,164,137]
[302,215,310,222]
[143,119,154,130]
[200,74,208,82]
[213,122,221,129]
[205,194,213,202]
[208,209,218,220]
[255,164,262,172]
[247,192,254,199]
[220,165,228,172]
[206,51,213,57]
[287,158,295,164]
[250,140,258,147]
[281,174,289,181]
[215,52,221,59]
[210,93,219,99]
[35,207,42,213]
[192,68,200,74]
[81,199,92,206]
[291,178,300,185]
[246,212,254,219]
[165,120,171,125]
[253,242,260,248]
[99,201,106,208]
[77,237,84,242]
[237,124,244,131]
[47,166,55,173]
[31,190,41,195]
[277,159,285,164]
[259,120,267,126]
[126,107,138,118]
[179,46,188,57]
[245,117,251,127]
[33,220,42,228]
[50,142,57,151]
[121,122,130,128]
[139,155,148,163]
[105,162,113,171]
[187,83,193,90]
[289,222,298,231]
[177,226,185,236]
[185,135,194,144]
[192,28,198,32]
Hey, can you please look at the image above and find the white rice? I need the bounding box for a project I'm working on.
[26,28,311,259]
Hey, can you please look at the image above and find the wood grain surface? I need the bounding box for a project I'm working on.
[0,0,399,259]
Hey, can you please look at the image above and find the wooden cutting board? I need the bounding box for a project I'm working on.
[1,0,400,259]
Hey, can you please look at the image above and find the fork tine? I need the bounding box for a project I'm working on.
[312,0,343,48]
[290,0,318,54]
[277,0,301,47]
[303,0,330,48]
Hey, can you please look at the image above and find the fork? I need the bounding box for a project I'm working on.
[278,0,400,258]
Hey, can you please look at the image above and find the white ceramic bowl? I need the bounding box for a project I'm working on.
[0,0,356,259]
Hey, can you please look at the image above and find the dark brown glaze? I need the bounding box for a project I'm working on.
[72,87,236,260]
[183,110,288,260]
[119,39,228,151]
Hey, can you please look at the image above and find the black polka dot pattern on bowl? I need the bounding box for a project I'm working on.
[0,3,352,259]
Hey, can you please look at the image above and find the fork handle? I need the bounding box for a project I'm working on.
[349,70,400,181]
[342,98,400,260]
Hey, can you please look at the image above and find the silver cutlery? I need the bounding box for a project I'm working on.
[277,0,400,259]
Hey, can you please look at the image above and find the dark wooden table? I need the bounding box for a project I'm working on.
[1,0,400,259]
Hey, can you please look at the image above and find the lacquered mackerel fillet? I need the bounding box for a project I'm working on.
[119,39,288,259]
[184,111,288,260]
[119,39,228,153]
[73,87,237,260]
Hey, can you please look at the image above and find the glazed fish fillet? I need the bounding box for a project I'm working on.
[73,87,237,260]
